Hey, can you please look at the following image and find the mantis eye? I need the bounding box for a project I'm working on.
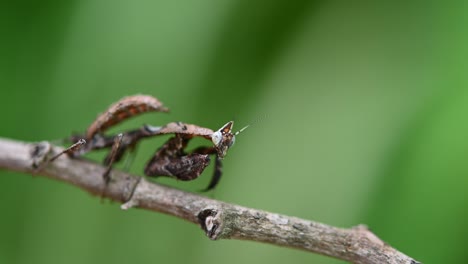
[211,131,223,146]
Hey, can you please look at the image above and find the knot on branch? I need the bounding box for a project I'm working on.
[30,141,52,169]
[198,208,222,240]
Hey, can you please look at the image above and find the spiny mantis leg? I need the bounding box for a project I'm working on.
[102,133,124,185]
[50,139,87,162]
[70,125,159,159]
[71,122,212,165]
[144,135,210,181]
[101,126,156,165]
[204,156,222,192]
[192,146,222,191]
[66,125,162,168]
[34,139,87,172]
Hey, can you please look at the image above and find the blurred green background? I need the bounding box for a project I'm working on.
[1,1,468,263]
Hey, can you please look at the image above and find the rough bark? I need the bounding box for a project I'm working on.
[0,137,420,264]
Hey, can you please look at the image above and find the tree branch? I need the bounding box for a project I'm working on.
[0,137,419,264]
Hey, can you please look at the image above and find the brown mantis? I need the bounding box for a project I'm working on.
[51,95,247,191]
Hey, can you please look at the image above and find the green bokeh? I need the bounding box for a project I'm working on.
[1,1,467,263]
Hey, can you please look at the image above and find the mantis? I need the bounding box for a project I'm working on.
[50,95,247,191]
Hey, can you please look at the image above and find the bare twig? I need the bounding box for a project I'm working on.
[0,137,419,264]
